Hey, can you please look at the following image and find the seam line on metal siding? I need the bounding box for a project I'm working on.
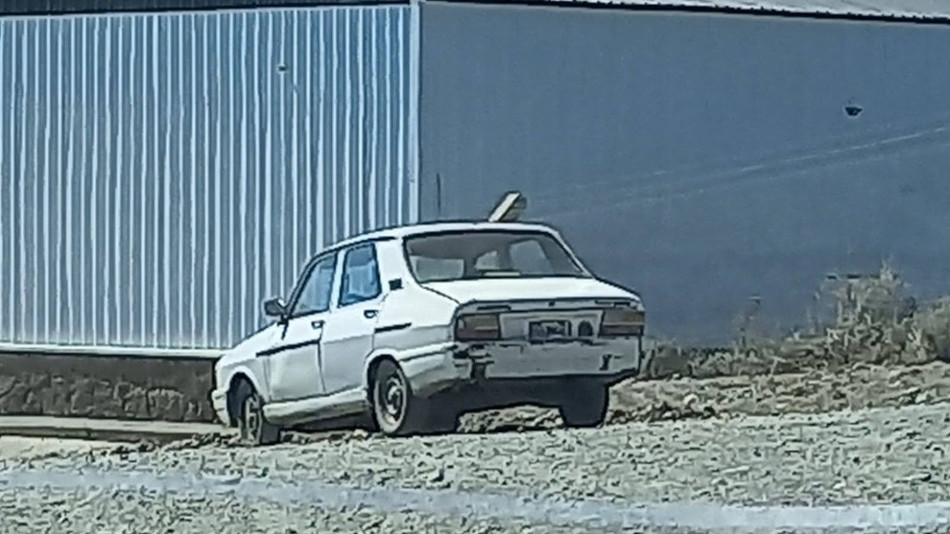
[357,8,365,234]
[33,21,44,344]
[0,23,7,341]
[176,14,187,347]
[316,11,326,253]
[330,11,338,243]
[368,8,378,231]
[105,17,115,345]
[263,13,273,326]
[150,16,160,347]
[113,18,125,345]
[91,17,101,346]
[302,10,313,280]
[18,22,30,343]
[202,14,212,348]
[238,11,249,343]
[289,11,300,312]
[138,16,149,347]
[80,19,90,344]
[163,15,173,348]
[397,7,405,225]
[64,19,73,343]
[407,0,420,224]
[103,18,114,345]
[226,12,237,347]
[251,11,261,336]
[343,9,352,239]
[383,10,391,228]
[213,15,224,348]
[277,12,284,297]
[190,16,199,346]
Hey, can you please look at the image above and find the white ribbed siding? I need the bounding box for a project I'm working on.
[0,5,417,350]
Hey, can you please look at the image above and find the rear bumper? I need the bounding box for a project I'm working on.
[400,337,643,400]
[209,388,230,426]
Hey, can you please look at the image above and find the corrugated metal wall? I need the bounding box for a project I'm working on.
[0,4,418,350]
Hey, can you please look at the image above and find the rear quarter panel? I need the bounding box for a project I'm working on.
[365,240,460,385]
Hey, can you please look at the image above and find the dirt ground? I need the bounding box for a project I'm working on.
[462,360,950,432]
[0,436,117,460]
[1,360,949,533]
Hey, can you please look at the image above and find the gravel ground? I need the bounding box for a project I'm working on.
[0,489,621,534]
[2,403,950,532]
[0,437,116,461]
[29,403,945,507]
[2,364,950,532]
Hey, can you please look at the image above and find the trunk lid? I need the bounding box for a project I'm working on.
[424,277,643,342]
[422,277,638,306]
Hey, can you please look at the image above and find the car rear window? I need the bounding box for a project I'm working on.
[404,230,589,283]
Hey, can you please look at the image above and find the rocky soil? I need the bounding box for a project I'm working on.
[2,361,950,533]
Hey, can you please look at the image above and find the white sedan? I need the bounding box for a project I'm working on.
[210,221,646,444]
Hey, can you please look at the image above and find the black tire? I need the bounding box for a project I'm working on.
[559,384,609,428]
[371,360,452,437]
[233,380,281,446]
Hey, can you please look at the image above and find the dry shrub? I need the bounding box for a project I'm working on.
[644,264,950,380]
[915,297,950,363]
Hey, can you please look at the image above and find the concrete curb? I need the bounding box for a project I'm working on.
[0,416,233,444]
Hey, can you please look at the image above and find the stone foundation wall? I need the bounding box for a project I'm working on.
[0,351,217,422]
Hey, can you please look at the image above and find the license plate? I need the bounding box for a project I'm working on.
[528,320,570,341]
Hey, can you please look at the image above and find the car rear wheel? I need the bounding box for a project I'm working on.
[234,380,281,446]
[559,384,609,428]
[372,360,452,437]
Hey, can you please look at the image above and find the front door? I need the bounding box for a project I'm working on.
[321,243,383,395]
[263,252,337,403]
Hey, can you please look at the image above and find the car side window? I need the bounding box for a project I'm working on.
[338,243,381,307]
[291,254,337,317]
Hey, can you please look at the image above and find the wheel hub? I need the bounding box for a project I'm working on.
[381,375,405,422]
[243,396,261,438]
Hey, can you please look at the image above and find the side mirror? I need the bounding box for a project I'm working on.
[263,297,287,320]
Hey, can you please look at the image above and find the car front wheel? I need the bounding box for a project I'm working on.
[233,380,281,446]
[559,383,609,428]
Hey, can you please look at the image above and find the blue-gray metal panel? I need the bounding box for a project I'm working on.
[419,3,950,344]
[0,5,416,350]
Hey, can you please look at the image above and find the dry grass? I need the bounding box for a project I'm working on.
[644,265,950,381]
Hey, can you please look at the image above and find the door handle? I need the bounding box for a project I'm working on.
[311,319,324,329]
[363,309,378,319]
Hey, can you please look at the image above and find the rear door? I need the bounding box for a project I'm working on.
[320,243,384,395]
[262,252,337,403]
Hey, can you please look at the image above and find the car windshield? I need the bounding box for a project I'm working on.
[403,230,590,283]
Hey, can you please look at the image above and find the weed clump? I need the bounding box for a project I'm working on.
[644,264,950,380]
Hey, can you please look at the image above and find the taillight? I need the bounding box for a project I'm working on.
[455,313,501,341]
[599,307,645,337]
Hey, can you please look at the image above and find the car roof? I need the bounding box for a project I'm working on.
[328,220,561,251]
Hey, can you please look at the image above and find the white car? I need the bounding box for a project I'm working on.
[210,221,646,444]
